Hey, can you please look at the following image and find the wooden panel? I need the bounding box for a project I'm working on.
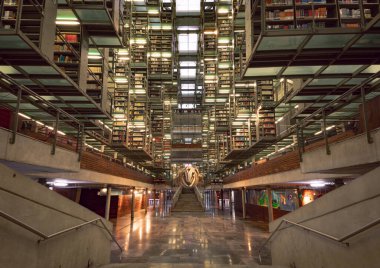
[80,151,153,184]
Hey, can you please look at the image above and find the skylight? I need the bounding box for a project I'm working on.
[178,33,198,53]
[176,0,200,13]
[180,68,196,79]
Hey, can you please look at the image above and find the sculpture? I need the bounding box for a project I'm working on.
[174,166,202,187]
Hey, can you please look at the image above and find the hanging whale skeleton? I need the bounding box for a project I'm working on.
[174,166,202,187]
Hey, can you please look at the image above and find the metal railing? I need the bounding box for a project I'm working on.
[194,186,205,210]
[258,217,380,263]
[0,209,123,252]
[0,186,122,252]
[171,186,183,209]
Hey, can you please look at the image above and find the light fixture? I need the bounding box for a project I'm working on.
[115,77,128,83]
[18,113,31,119]
[53,180,68,187]
[55,20,80,25]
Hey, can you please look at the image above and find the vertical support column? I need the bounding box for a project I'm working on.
[242,187,246,219]
[51,112,59,155]
[229,189,233,214]
[361,87,373,144]
[153,189,156,210]
[131,187,135,220]
[75,188,82,203]
[105,186,112,221]
[221,189,224,211]
[267,187,274,223]
[10,88,21,144]
[296,188,303,208]
[248,119,252,146]
[322,110,331,155]
[145,188,148,214]
[296,125,303,162]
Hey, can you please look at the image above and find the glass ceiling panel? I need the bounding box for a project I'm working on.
[283,66,322,75]
[176,0,200,13]
[0,66,20,74]
[19,66,59,75]
[180,61,197,67]
[178,34,198,53]
[180,68,196,79]
[308,78,345,86]
[0,36,30,49]
[0,92,16,100]
[361,65,380,73]
[257,36,306,51]
[353,34,380,48]
[75,9,110,24]
[14,79,36,85]
[305,34,355,49]
[345,78,367,85]
[245,67,282,77]
[38,79,71,86]
[322,65,362,74]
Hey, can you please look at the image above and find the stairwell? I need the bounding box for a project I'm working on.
[171,187,204,212]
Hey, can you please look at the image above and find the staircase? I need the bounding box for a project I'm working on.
[171,187,204,212]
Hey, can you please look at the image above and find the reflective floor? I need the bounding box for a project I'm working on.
[109,202,271,267]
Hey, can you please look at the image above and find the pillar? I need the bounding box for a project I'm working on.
[131,187,135,220]
[75,188,81,203]
[242,187,246,219]
[153,189,156,209]
[267,187,274,222]
[105,186,111,220]
[145,188,148,213]
[221,189,224,211]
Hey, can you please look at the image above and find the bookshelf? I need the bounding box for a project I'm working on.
[54,32,81,84]
[262,0,380,30]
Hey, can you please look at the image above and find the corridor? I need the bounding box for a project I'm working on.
[108,207,271,267]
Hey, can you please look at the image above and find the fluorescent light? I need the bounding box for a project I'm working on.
[53,180,68,187]
[57,130,66,136]
[204,30,217,35]
[294,105,299,109]
[115,77,128,83]
[18,113,31,120]
[310,182,326,188]
[56,20,80,25]
[88,55,102,59]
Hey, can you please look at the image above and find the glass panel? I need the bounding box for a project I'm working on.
[178,33,198,52]
[245,67,282,77]
[258,36,306,51]
[345,78,367,85]
[353,34,380,48]
[91,36,121,46]
[283,66,322,75]
[14,79,36,85]
[176,0,200,13]
[0,66,20,74]
[38,79,71,86]
[362,65,380,73]
[322,65,362,74]
[305,34,355,49]
[308,78,345,86]
[0,36,30,49]
[19,66,59,75]
[75,9,109,23]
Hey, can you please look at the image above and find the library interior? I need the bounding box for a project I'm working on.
[0,0,379,267]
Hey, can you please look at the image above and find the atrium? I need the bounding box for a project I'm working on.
[0,0,379,267]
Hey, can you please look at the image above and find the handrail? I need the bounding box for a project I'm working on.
[0,209,123,252]
[171,186,183,209]
[258,218,380,263]
[194,186,205,210]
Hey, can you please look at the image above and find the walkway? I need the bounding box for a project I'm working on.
[108,206,271,267]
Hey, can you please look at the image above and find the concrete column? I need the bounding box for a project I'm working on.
[131,188,135,220]
[75,188,81,203]
[105,186,111,221]
[145,188,148,214]
[242,188,246,219]
[267,187,274,222]
[229,189,233,214]
[221,189,224,211]
[153,189,156,209]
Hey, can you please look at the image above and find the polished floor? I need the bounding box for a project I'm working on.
[108,203,271,267]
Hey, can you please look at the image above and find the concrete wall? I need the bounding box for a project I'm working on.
[301,128,380,174]
[0,163,113,268]
[224,168,351,189]
[269,166,380,268]
[0,128,80,172]
[28,169,153,188]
